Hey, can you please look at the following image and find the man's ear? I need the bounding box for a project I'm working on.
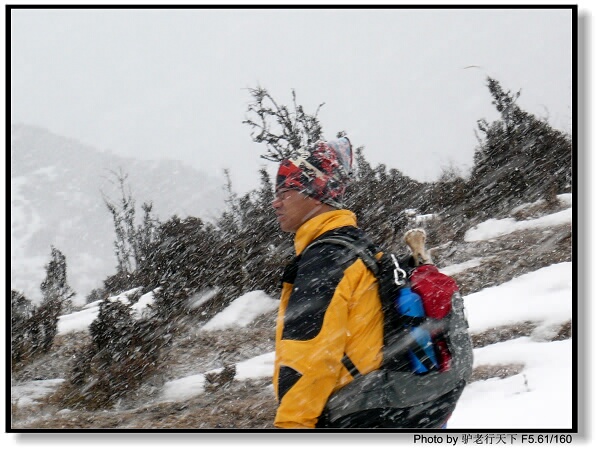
[312,198,331,210]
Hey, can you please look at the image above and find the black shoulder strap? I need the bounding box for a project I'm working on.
[304,235,380,275]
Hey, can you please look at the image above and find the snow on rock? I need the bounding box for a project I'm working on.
[11,379,65,407]
[57,288,158,335]
[463,262,572,334]
[235,352,275,381]
[159,352,276,403]
[200,290,279,331]
[130,290,156,319]
[440,257,486,276]
[464,208,572,242]
[108,287,143,304]
[57,306,99,335]
[160,375,206,402]
[452,338,572,429]
[557,193,572,206]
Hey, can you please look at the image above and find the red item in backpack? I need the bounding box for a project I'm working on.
[435,339,452,372]
[409,265,459,320]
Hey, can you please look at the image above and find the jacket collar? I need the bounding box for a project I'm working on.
[293,209,357,255]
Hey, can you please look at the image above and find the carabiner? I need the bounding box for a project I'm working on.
[390,254,407,286]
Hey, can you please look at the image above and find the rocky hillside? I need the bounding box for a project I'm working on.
[10,196,572,430]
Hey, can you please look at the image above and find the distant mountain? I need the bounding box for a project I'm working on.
[10,124,228,304]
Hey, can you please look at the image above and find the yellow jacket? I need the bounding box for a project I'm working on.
[273,209,385,428]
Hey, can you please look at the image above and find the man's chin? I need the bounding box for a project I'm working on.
[277,218,293,233]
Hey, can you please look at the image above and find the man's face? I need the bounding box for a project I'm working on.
[272,188,322,233]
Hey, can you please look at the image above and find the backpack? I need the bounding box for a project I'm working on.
[303,227,474,423]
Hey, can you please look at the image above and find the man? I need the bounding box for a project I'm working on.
[272,137,469,429]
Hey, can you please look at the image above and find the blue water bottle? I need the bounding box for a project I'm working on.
[396,287,439,373]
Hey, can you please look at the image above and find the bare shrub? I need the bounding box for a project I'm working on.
[470,363,525,382]
[471,321,538,348]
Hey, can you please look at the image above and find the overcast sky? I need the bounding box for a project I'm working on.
[10,6,574,193]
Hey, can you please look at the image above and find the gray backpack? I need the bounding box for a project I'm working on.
[304,230,473,422]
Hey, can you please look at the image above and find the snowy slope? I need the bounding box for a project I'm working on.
[12,197,573,429]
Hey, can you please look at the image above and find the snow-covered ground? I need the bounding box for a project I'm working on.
[11,198,574,432]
